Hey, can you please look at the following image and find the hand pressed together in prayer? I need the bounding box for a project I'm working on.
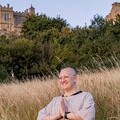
[60,98,67,117]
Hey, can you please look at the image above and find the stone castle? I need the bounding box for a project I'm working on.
[0,4,35,36]
[105,2,120,21]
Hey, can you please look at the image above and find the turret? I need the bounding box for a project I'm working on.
[112,2,120,7]
[29,4,35,15]
[105,2,120,21]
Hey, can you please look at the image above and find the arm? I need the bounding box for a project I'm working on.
[37,98,62,120]
[76,93,95,120]
[42,113,62,120]
[37,110,62,120]
[65,112,83,120]
[37,99,60,120]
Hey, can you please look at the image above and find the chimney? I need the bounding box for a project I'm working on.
[7,4,10,8]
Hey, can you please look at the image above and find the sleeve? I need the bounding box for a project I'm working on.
[77,93,95,120]
[37,98,55,120]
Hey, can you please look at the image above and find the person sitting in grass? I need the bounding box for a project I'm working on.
[37,67,95,120]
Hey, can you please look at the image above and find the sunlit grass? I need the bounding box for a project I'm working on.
[0,68,120,120]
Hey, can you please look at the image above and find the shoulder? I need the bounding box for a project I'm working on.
[53,95,62,99]
[42,96,61,107]
[51,96,62,102]
[79,91,94,100]
[81,91,93,96]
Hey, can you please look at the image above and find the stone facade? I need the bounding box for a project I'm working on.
[0,4,35,36]
[105,2,120,21]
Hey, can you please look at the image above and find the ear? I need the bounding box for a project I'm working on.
[75,74,79,81]
[73,75,77,82]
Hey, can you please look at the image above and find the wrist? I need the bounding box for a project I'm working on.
[63,112,70,119]
[56,113,63,119]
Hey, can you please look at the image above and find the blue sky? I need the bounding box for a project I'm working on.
[0,0,120,27]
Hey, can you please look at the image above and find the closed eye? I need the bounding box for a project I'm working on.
[64,76,69,78]
[58,76,69,79]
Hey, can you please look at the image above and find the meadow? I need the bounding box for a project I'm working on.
[0,68,120,120]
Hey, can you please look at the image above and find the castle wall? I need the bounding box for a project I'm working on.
[0,4,14,34]
[106,2,120,21]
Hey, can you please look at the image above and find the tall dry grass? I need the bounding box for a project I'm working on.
[0,68,120,120]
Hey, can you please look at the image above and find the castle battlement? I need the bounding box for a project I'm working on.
[14,11,26,16]
[0,4,13,11]
[13,10,29,17]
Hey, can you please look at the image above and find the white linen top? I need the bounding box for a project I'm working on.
[37,91,95,120]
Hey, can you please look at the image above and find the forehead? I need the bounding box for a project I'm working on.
[59,68,75,76]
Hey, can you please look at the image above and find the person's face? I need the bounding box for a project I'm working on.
[58,69,76,91]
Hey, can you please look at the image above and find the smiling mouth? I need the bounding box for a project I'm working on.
[61,81,68,85]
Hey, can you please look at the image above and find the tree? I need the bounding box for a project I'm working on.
[10,38,35,79]
[22,14,68,40]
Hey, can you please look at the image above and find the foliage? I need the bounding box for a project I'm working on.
[1,14,120,81]
[0,65,8,82]
[21,14,68,39]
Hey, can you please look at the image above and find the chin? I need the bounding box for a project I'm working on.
[60,83,71,91]
[62,86,71,91]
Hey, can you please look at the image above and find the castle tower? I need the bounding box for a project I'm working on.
[29,5,35,15]
[0,4,14,33]
[105,2,120,21]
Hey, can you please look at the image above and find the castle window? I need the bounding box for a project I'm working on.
[4,13,9,22]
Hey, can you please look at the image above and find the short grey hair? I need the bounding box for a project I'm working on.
[60,67,77,75]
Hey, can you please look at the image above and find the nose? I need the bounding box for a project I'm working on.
[59,77,65,83]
